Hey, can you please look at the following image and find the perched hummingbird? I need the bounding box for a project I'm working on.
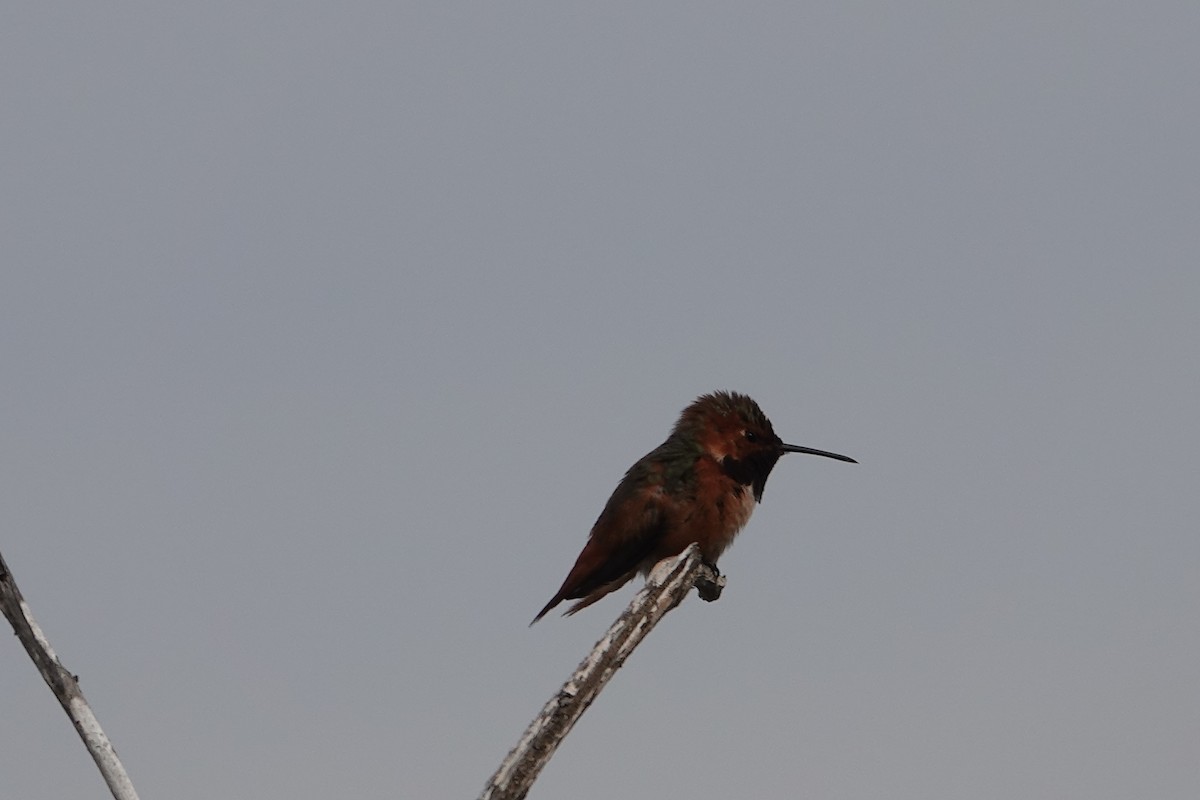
[531,391,855,624]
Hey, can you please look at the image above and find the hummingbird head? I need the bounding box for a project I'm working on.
[675,391,857,500]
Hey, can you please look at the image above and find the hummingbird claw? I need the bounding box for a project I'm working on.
[696,560,725,602]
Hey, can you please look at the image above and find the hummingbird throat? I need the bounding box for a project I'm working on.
[719,454,778,503]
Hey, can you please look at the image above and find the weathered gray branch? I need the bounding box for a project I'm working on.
[0,549,140,800]
[479,543,726,800]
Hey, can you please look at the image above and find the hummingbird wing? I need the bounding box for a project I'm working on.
[530,475,669,624]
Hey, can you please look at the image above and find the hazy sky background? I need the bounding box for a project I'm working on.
[3,4,1198,799]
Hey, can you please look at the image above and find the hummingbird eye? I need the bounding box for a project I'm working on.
[743,430,758,442]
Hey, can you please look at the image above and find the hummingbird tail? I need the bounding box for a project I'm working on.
[529,595,563,626]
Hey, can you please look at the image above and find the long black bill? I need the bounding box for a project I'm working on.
[780,443,857,463]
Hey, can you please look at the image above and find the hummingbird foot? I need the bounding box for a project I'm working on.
[696,560,726,603]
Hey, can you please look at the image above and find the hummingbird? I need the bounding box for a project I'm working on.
[531,391,855,624]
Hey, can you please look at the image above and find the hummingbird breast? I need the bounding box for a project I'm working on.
[702,482,757,561]
[647,457,758,568]
[724,482,758,535]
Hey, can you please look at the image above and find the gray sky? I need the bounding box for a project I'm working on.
[3,3,1198,799]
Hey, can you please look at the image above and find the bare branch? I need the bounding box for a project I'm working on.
[0,549,141,800]
[479,544,722,800]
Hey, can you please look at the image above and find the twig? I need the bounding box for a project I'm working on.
[479,544,724,800]
[0,548,141,800]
